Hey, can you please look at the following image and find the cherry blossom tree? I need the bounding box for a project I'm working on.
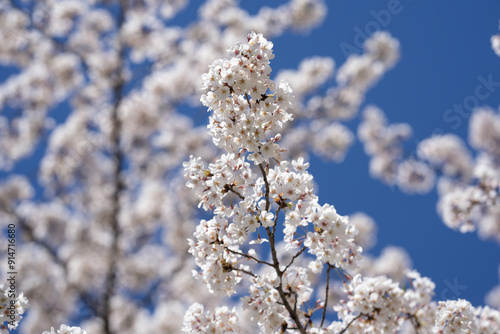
[181,31,500,333]
[0,0,499,333]
[0,0,394,332]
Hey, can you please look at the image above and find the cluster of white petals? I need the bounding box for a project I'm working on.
[358,105,414,186]
[0,1,336,332]
[433,299,478,334]
[182,303,240,334]
[42,325,87,334]
[435,108,500,241]
[324,31,399,121]
[359,101,500,241]
[303,203,361,273]
[242,272,290,333]
[328,271,500,334]
[353,16,500,239]
[201,32,294,163]
[492,22,500,57]
[334,274,406,333]
[0,284,28,331]
[181,29,500,334]
[185,32,365,332]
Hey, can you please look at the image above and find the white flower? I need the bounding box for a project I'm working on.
[42,324,87,334]
[259,210,274,228]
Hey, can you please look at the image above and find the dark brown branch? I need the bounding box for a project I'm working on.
[258,165,306,334]
[224,247,273,267]
[11,211,64,267]
[258,163,270,211]
[3,206,104,315]
[283,246,307,274]
[101,2,127,333]
[407,313,422,334]
[339,314,362,334]
[228,187,245,201]
[245,93,252,109]
[232,267,257,278]
[320,265,332,328]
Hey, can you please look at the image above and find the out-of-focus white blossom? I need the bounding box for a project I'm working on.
[286,0,327,32]
[276,57,335,101]
[0,284,28,331]
[418,134,473,180]
[364,31,400,69]
[358,105,412,185]
[183,303,240,334]
[349,212,377,251]
[358,246,412,284]
[42,324,87,334]
[396,159,436,194]
[492,35,500,57]
[492,22,500,57]
[469,107,500,157]
[486,266,500,309]
[310,121,354,162]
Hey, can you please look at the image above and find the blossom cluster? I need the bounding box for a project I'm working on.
[0,1,333,332]
[0,284,28,331]
[352,29,500,242]
[315,271,500,334]
[358,103,500,242]
[353,27,500,242]
[182,303,239,334]
[201,32,293,163]
[182,30,500,334]
[280,31,400,163]
[42,325,87,334]
[185,32,364,332]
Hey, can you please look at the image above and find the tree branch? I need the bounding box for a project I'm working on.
[339,314,362,334]
[320,265,332,328]
[258,164,306,334]
[228,187,245,201]
[283,246,307,274]
[232,267,257,278]
[224,247,273,267]
[101,2,127,333]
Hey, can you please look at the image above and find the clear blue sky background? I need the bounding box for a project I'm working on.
[2,0,499,315]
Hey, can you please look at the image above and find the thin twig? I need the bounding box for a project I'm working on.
[408,313,422,334]
[339,314,362,334]
[258,164,306,334]
[283,246,307,274]
[320,265,332,328]
[101,3,127,333]
[245,93,252,109]
[224,247,273,267]
[232,267,257,277]
[228,187,245,200]
[258,163,270,210]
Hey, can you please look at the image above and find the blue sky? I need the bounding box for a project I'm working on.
[234,0,500,306]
